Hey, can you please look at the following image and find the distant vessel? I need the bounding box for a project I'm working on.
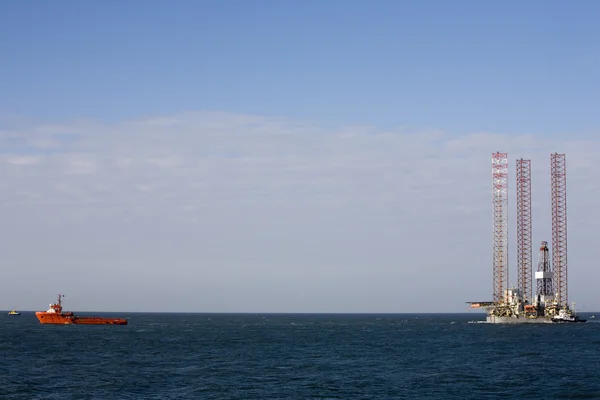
[35,294,127,325]
[8,310,20,316]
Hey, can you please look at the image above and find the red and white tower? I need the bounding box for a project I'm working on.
[492,152,509,303]
[551,153,568,307]
[516,159,532,302]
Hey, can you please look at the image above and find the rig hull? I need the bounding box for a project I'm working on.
[486,315,553,324]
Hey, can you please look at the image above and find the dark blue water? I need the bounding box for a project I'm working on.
[2,312,600,399]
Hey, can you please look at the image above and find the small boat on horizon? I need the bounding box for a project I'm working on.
[8,310,21,316]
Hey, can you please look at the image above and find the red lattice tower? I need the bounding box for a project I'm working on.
[551,153,568,307]
[492,152,509,303]
[516,159,532,302]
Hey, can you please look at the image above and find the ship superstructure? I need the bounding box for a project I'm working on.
[467,153,585,323]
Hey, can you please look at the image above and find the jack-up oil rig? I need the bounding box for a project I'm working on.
[467,153,585,323]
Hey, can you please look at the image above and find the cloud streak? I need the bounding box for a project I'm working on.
[1,111,599,312]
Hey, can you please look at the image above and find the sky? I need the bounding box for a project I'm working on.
[1,1,599,313]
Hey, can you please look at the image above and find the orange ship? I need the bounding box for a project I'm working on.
[35,294,128,325]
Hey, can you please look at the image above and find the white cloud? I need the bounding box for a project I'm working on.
[0,111,599,313]
[4,156,43,166]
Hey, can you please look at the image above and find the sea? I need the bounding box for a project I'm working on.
[2,312,599,399]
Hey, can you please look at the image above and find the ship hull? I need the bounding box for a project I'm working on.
[35,312,127,325]
[551,318,586,323]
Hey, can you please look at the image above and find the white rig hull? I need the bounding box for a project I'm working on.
[486,315,554,324]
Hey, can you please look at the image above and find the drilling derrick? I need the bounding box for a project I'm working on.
[551,153,568,307]
[492,152,509,304]
[535,241,553,303]
[516,159,532,303]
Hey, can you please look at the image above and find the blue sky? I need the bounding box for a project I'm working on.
[2,1,598,133]
[1,1,599,312]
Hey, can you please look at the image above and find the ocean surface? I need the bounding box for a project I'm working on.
[2,312,600,399]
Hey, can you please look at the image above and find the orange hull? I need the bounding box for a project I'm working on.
[35,312,127,325]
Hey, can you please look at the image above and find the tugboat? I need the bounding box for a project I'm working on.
[8,310,20,316]
[551,307,586,323]
[35,294,127,325]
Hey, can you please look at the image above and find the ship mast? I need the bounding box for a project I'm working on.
[53,293,64,312]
